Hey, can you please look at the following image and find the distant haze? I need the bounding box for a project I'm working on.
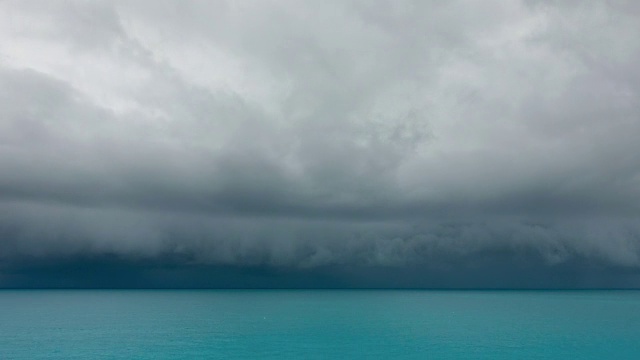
[1,1,640,288]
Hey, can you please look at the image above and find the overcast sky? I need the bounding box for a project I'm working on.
[1,0,640,288]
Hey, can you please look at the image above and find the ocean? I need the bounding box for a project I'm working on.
[1,290,639,359]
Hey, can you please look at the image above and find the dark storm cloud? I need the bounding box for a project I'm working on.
[1,0,640,287]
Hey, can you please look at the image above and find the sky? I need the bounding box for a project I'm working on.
[1,0,640,288]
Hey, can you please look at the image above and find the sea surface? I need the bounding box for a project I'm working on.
[1,290,639,359]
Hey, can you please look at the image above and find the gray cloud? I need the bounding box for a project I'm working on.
[1,0,640,287]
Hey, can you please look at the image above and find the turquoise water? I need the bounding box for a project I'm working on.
[1,290,639,359]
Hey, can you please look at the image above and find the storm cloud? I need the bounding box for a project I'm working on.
[1,0,640,288]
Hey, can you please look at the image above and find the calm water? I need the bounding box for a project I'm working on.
[1,290,639,359]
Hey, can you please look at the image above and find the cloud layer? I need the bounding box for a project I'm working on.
[1,0,640,287]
